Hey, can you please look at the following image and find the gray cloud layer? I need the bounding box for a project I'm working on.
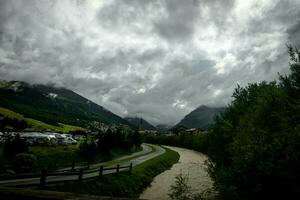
[0,0,300,125]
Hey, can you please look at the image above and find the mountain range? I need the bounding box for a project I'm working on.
[0,80,226,132]
[0,80,131,128]
[174,105,225,130]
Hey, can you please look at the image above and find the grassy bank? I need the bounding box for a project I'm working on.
[0,186,137,200]
[47,146,180,198]
[0,144,142,174]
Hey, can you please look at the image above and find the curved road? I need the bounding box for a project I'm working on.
[57,143,153,172]
[0,144,165,187]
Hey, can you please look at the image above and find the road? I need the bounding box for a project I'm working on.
[0,144,165,187]
[57,143,153,171]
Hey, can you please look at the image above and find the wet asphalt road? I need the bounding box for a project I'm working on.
[0,144,165,187]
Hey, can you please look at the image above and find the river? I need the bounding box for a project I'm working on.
[139,146,214,200]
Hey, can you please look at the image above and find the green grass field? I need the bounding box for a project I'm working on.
[47,146,180,197]
[0,144,80,172]
[0,107,85,133]
[0,143,144,174]
[31,145,142,172]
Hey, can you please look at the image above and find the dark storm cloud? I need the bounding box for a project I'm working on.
[153,0,200,41]
[1,0,300,125]
[288,20,300,44]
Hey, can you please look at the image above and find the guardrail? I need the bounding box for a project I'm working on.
[0,163,133,187]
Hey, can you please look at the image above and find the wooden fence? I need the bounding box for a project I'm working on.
[40,162,133,187]
[0,163,133,187]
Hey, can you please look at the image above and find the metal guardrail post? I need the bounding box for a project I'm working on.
[99,165,103,176]
[78,168,83,182]
[116,164,120,173]
[40,169,47,188]
[129,163,133,172]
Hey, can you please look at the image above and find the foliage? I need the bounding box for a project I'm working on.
[124,130,142,150]
[79,138,97,159]
[142,132,209,153]
[207,46,300,199]
[3,134,28,156]
[28,144,139,172]
[14,153,37,173]
[97,128,142,155]
[0,106,84,133]
[169,172,191,200]
[29,145,78,171]
[0,116,29,131]
[169,173,215,200]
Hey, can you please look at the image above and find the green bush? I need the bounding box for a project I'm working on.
[79,138,97,160]
[4,134,28,156]
[169,173,191,200]
[14,153,37,173]
[207,46,300,199]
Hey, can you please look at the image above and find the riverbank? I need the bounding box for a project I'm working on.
[140,146,214,200]
[46,145,179,198]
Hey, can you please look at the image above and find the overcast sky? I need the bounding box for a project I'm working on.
[0,0,300,125]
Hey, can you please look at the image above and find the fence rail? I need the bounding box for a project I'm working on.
[0,163,133,187]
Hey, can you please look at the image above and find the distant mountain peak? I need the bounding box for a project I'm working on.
[174,105,225,130]
[0,80,132,128]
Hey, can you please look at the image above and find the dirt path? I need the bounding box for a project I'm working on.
[140,146,214,200]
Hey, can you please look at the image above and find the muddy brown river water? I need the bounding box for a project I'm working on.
[139,146,214,200]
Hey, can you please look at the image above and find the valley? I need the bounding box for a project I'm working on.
[0,2,300,197]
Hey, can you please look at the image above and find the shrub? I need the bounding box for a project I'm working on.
[79,138,97,160]
[169,173,191,200]
[3,134,28,156]
[14,153,37,173]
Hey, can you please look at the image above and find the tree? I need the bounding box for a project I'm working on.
[207,46,300,199]
[4,134,28,156]
[79,138,97,160]
[14,153,37,173]
[97,129,114,155]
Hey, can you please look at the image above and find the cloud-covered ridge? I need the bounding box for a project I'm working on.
[0,0,300,125]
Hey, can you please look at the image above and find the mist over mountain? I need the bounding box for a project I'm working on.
[174,105,225,130]
[0,1,297,125]
[0,80,131,127]
[125,117,157,131]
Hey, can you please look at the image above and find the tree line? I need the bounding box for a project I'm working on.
[142,132,209,154]
[79,127,142,160]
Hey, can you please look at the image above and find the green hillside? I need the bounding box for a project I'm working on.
[0,81,131,128]
[0,106,85,133]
